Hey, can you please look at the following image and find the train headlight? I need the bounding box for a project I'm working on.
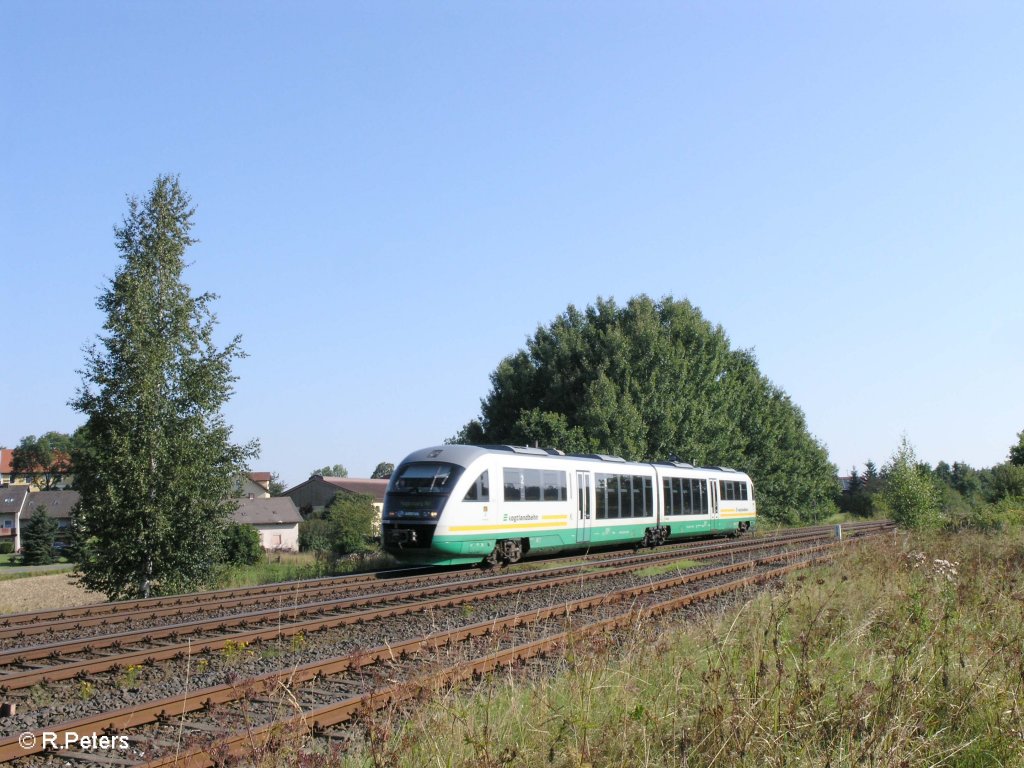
[430,511,439,518]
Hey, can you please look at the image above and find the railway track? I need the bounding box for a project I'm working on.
[0,525,885,686]
[0,521,889,644]
[0,521,892,766]
[0,532,844,695]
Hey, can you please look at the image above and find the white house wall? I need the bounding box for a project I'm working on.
[256,523,299,552]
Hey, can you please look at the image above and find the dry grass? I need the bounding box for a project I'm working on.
[0,572,105,615]
[319,530,1024,767]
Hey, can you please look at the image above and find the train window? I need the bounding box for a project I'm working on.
[595,475,607,519]
[524,469,542,500]
[542,470,567,501]
[464,471,489,502]
[503,468,523,501]
[392,463,460,494]
[629,476,641,517]
[717,480,749,502]
[503,468,550,502]
[678,479,705,515]
[606,475,620,518]
[663,478,677,515]
[680,480,692,514]
[599,474,654,518]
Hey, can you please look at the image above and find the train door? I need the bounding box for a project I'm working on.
[709,478,720,527]
[576,471,592,544]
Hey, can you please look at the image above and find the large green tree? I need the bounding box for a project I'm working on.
[70,175,258,600]
[12,432,74,489]
[454,295,837,522]
[371,462,394,479]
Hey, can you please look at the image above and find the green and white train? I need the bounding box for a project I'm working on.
[381,445,756,566]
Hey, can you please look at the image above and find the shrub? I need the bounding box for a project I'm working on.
[0,541,14,555]
[21,507,59,565]
[298,518,332,553]
[220,521,264,566]
[325,493,376,556]
[945,496,1024,533]
[882,437,940,529]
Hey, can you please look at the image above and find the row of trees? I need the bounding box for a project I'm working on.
[842,431,1024,529]
[310,462,393,480]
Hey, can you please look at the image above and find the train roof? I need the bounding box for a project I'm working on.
[394,445,751,478]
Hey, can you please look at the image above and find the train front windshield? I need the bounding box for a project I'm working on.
[385,462,464,520]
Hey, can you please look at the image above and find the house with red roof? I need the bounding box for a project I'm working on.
[0,447,73,490]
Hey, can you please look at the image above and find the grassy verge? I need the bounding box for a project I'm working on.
[294,529,1024,767]
[0,568,72,582]
[0,551,74,580]
[214,550,402,589]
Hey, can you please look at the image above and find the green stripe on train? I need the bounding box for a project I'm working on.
[414,517,756,565]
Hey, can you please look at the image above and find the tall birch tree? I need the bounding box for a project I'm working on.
[71,175,257,599]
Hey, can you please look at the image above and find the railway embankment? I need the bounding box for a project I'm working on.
[343,528,1022,768]
[0,523,903,766]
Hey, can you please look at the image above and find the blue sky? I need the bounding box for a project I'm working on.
[3,2,1022,488]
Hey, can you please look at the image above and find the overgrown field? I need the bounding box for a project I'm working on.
[292,530,1024,768]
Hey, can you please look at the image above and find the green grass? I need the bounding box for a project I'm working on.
[213,550,402,589]
[283,529,1024,768]
[0,552,73,578]
[0,568,72,582]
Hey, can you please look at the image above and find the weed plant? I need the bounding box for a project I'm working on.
[214,551,401,589]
